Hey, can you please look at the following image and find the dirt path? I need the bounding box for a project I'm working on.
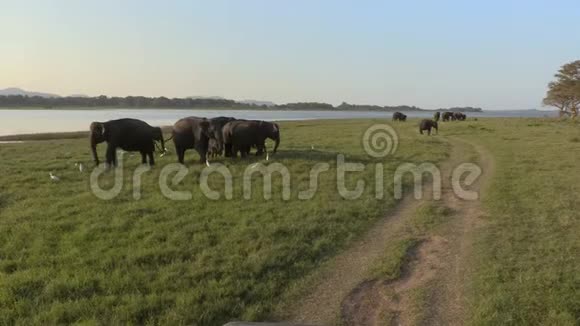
[284,137,494,325]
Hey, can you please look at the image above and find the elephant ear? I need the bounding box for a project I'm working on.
[195,120,210,141]
[90,122,105,140]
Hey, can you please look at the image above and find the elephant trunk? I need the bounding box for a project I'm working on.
[91,138,99,165]
[89,122,104,165]
[159,136,166,154]
[273,133,280,154]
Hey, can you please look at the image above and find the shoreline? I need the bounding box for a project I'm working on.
[0,106,484,113]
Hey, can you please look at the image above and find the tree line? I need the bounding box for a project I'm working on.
[0,94,482,112]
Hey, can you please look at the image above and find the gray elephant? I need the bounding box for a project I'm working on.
[434,112,441,122]
[90,118,165,166]
[207,138,220,158]
[419,119,438,135]
[208,116,236,156]
[442,112,455,121]
[453,112,467,121]
[171,117,213,164]
[392,112,407,121]
[223,120,280,158]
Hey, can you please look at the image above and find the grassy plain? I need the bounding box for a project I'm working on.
[448,119,580,325]
[0,118,578,325]
[0,119,447,325]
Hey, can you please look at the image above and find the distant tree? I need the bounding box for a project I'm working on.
[543,60,580,118]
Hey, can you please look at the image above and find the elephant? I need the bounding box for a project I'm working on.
[171,117,213,164]
[419,119,438,135]
[223,120,280,158]
[442,112,455,121]
[392,112,407,121]
[90,118,165,166]
[208,116,236,156]
[207,138,220,158]
[453,112,467,121]
[434,112,441,122]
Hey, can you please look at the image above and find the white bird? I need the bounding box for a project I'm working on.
[160,152,166,158]
[75,162,84,172]
[250,163,259,169]
[49,172,60,181]
[266,152,269,161]
[311,145,315,150]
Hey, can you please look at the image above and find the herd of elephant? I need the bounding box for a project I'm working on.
[90,116,280,166]
[392,111,468,136]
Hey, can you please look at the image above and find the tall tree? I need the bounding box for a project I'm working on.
[543,60,580,118]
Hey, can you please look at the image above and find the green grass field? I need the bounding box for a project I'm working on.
[449,119,580,325]
[0,119,447,325]
[0,118,578,325]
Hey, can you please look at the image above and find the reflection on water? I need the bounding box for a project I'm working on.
[0,108,557,136]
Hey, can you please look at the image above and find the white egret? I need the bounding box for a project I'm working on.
[49,172,60,181]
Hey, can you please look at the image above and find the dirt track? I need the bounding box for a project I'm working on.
[283,138,494,325]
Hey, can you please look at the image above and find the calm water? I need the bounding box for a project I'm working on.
[0,108,556,136]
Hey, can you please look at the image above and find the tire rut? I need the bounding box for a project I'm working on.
[282,137,494,326]
[340,138,494,326]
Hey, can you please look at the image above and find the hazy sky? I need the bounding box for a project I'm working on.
[2,1,579,110]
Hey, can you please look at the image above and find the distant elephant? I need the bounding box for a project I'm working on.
[171,117,213,164]
[392,112,407,121]
[208,116,236,156]
[442,112,455,121]
[433,112,441,122]
[419,119,438,135]
[453,112,467,121]
[223,120,280,158]
[90,118,165,166]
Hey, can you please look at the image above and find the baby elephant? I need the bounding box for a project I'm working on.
[419,119,438,135]
[207,138,221,158]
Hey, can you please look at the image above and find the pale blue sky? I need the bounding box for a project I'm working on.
[1,0,579,109]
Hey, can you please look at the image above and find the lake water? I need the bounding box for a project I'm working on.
[0,108,556,136]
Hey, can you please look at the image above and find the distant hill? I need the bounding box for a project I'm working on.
[0,89,486,112]
[0,87,60,98]
[238,99,276,107]
[187,96,227,100]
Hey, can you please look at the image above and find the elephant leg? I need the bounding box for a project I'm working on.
[148,151,155,166]
[231,145,239,158]
[255,143,265,156]
[224,143,232,157]
[419,129,423,135]
[428,129,431,136]
[241,146,251,158]
[176,146,185,164]
[106,144,116,167]
[140,151,147,164]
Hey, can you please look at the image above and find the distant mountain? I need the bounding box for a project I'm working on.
[0,87,60,98]
[187,95,227,100]
[238,99,276,107]
[67,94,89,98]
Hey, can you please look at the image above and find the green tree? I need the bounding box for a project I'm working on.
[543,60,580,118]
